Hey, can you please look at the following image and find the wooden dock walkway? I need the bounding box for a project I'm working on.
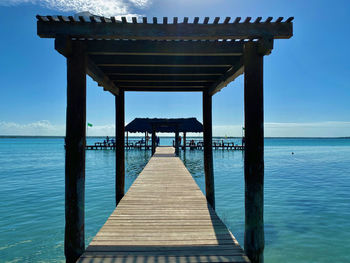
[78,147,249,263]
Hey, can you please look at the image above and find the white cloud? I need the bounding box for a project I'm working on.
[1,120,349,137]
[1,0,151,17]
[0,120,64,136]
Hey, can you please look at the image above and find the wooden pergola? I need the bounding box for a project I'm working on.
[37,15,293,263]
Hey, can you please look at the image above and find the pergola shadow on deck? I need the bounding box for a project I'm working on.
[36,15,293,263]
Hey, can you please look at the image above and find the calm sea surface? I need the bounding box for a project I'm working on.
[0,137,349,262]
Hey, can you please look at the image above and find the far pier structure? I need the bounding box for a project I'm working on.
[37,15,293,263]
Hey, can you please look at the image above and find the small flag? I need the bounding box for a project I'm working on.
[87,123,93,127]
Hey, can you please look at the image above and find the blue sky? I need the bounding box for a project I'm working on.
[0,0,349,136]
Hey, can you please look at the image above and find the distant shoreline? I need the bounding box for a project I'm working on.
[0,135,349,139]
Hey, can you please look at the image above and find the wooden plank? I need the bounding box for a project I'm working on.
[83,249,245,256]
[78,255,249,263]
[78,147,249,263]
[37,19,293,39]
[85,245,241,252]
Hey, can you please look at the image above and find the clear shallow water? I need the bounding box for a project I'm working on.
[0,137,350,262]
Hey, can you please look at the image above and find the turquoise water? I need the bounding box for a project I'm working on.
[0,137,350,262]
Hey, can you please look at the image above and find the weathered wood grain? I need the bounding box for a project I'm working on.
[77,147,249,263]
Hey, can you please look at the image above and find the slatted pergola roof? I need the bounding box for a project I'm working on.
[37,15,293,95]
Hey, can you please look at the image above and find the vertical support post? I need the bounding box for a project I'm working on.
[203,90,215,209]
[175,130,179,156]
[183,132,187,151]
[244,42,264,263]
[126,131,129,148]
[151,128,156,155]
[65,41,86,263]
[115,89,125,206]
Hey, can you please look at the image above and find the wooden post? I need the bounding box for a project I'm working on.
[115,89,125,206]
[126,131,129,148]
[175,130,179,156]
[183,132,187,151]
[203,90,215,209]
[145,131,148,149]
[151,128,156,155]
[244,42,264,263]
[64,41,86,263]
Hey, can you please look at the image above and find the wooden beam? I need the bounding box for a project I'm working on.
[55,38,119,95]
[86,58,119,95]
[116,82,210,87]
[118,80,215,83]
[209,58,244,95]
[84,40,244,56]
[108,74,220,81]
[65,41,86,263]
[203,90,215,209]
[109,73,223,76]
[115,90,125,206]
[123,87,205,92]
[100,67,229,75]
[38,20,293,40]
[209,39,273,95]
[90,55,238,67]
[243,42,264,263]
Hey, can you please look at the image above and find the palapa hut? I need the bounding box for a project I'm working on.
[125,117,203,154]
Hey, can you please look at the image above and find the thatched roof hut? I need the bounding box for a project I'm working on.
[125,118,203,133]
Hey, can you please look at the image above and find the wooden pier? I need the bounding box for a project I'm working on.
[86,141,244,150]
[77,147,249,263]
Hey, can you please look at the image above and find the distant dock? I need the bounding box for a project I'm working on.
[86,140,244,151]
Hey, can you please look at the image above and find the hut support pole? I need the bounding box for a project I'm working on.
[175,130,179,156]
[64,41,86,263]
[183,132,187,151]
[203,90,215,209]
[152,129,156,155]
[126,131,128,148]
[243,42,264,263]
[115,89,125,206]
